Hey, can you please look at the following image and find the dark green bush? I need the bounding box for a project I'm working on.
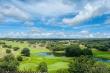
[21,48,30,57]
[6,49,11,54]
[0,54,19,71]
[17,56,23,61]
[13,47,20,51]
[37,62,48,73]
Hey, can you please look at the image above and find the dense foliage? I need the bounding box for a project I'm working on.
[65,45,93,57]
[21,48,30,57]
[13,47,20,51]
[68,56,110,73]
[65,45,81,57]
[0,54,19,71]
[84,39,110,51]
[37,62,48,73]
[6,49,11,54]
[17,56,23,61]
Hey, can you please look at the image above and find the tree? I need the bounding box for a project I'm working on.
[6,49,11,54]
[56,69,69,73]
[92,63,110,73]
[82,49,93,56]
[0,54,19,71]
[65,45,81,57]
[68,56,110,73]
[21,48,30,57]
[17,56,23,61]
[13,47,20,51]
[37,62,48,73]
[68,56,95,73]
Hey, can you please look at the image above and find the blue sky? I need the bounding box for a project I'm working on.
[0,0,110,38]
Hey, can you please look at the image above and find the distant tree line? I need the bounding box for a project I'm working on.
[83,40,110,51]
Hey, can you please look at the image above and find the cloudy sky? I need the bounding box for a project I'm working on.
[0,0,110,38]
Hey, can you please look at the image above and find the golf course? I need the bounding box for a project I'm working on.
[0,39,110,73]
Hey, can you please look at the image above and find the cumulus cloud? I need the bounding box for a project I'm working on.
[0,3,31,21]
[0,14,4,22]
[63,4,98,25]
[63,0,110,25]
[11,0,75,17]
[0,0,110,24]
[1,30,110,38]
[0,0,110,38]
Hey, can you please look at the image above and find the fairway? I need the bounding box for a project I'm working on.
[92,49,110,59]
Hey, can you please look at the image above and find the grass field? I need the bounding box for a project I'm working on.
[0,40,69,72]
[92,49,110,59]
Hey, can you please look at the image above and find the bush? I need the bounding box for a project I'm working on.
[0,54,19,71]
[0,42,5,45]
[6,49,11,54]
[56,69,69,73]
[13,47,20,51]
[65,45,81,57]
[21,48,30,57]
[37,62,48,73]
[68,56,95,73]
[17,56,23,61]
[82,49,93,56]
[2,45,12,48]
[92,63,110,73]
[68,56,110,73]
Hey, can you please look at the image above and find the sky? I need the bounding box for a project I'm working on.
[0,0,110,38]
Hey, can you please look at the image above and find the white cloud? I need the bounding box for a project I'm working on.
[63,3,98,25]
[0,4,31,21]
[0,0,110,24]
[0,14,4,22]
[12,0,75,17]
[0,0,110,38]
[1,30,110,38]
[63,0,110,25]
[80,30,89,35]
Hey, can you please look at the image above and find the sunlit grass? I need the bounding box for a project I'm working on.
[92,49,110,59]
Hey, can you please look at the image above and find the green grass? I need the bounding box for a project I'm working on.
[18,56,69,72]
[1,40,110,72]
[92,49,110,59]
[18,53,69,71]
[0,41,69,72]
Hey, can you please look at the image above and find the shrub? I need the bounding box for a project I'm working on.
[82,49,93,56]
[37,62,48,73]
[56,69,69,73]
[0,54,19,71]
[6,49,11,54]
[2,45,12,48]
[21,48,30,57]
[68,56,95,73]
[13,47,20,51]
[92,63,110,73]
[17,56,23,61]
[68,56,110,73]
[65,45,81,57]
